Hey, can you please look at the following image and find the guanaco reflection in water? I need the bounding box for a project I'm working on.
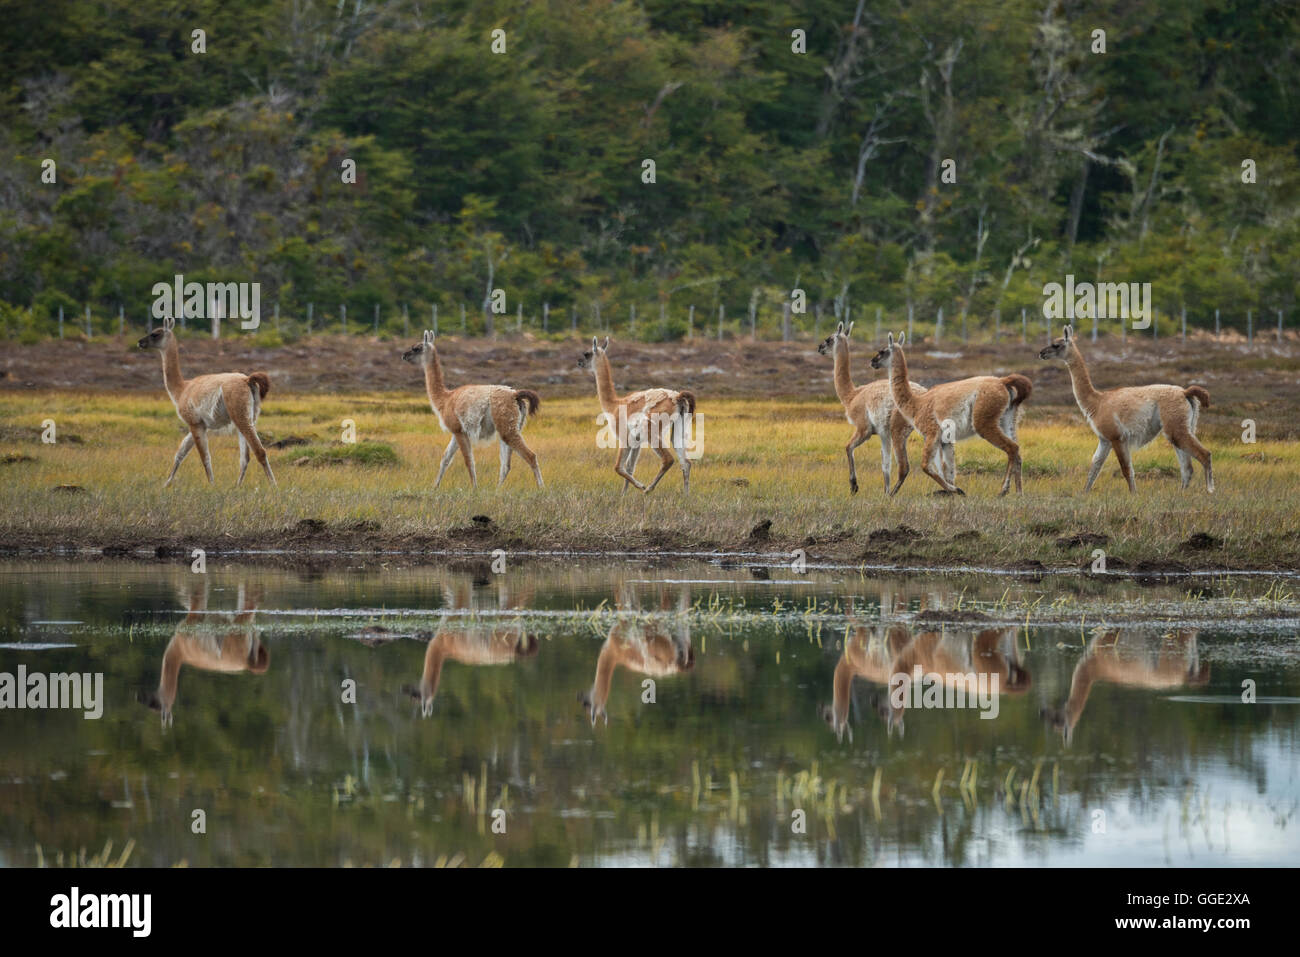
[579,582,695,726]
[822,617,1030,741]
[142,581,268,726]
[408,568,540,717]
[1041,628,1210,745]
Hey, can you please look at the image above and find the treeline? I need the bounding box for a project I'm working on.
[0,0,1297,342]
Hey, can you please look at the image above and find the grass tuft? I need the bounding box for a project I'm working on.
[291,440,400,468]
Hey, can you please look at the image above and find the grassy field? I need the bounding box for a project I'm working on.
[1,386,1296,571]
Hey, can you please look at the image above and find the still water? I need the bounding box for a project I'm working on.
[0,559,1297,867]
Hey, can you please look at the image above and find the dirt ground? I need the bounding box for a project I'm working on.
[3,331,1300,432]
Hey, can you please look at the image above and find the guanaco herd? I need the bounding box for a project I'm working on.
[822,603,1208,744]
[138,317,1214,496]
[146,575,1210,748]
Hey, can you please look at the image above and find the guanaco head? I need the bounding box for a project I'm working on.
[576,335,610,372]
[869,330,905,370]
[872,690,905,738]
[578,688,607,726]
[402,329,436,365]
[817,320,853,356]
[137,316,175,351]
[138,688,172,727]
[819,703,853,744]
[1039,324,1076,361]
[1040,704,1075,747]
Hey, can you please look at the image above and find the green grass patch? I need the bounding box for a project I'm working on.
[291,440,400,468]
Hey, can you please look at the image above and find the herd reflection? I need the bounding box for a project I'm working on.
[7,558,1284,865]
[821,623,1031,740]
[142,573,1212,747]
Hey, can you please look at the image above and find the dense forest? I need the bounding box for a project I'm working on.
[0,0,1297,341]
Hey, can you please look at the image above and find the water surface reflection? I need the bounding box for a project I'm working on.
[0,560,1294,867]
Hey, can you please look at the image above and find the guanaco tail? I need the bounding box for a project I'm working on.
[1039,324,1213,493]
[818,319,926,495]
[402,329,544,489]
[870,331,1032,495]
[137,316,277,487]
[576,336,697,494]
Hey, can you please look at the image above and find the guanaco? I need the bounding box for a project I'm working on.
[870,331,1032,495]
[579,583,694,725]
[412,627,539,717]
[1041,629,1209,745]
[817,320,926,495]
[1039,325,1213,493]
[403,568,540,716]
[142,581,268,726]
[821,621,914,743]
[137,316,276,487]
[881,626,1032,736]
[403,330,543,488]
[576,336,696,494]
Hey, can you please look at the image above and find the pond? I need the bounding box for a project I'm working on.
[0,559,1296,867]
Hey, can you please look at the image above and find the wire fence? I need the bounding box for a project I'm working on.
[4,298,1295,346]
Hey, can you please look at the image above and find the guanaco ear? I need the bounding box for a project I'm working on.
[591,336,598,352]
[897,330,906,345]
[603,335,610,351]
[846,320,854,338]
[1063,324,1073,340]
[835,320,844,335]
[163,316,175,332]
[887,332,895,345]
[423,329,433,345]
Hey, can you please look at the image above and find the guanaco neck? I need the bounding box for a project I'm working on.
[832,339,856,406]
[593,352,620,415]
[421,637,448,702]
[831,655,855,729]
[1063,655,1099,734]
[160,337,186,406]
[888,346,916,417]
[589,638,620,713]
[1064,345,1101,415]
[422,348,451,409]
[158,636,184,713]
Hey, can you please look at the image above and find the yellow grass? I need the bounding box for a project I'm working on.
[1,390,1296,568]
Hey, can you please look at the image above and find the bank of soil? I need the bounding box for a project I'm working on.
[0,523,1293,578]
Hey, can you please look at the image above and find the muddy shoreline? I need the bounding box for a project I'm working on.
[3,527,1297,578]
